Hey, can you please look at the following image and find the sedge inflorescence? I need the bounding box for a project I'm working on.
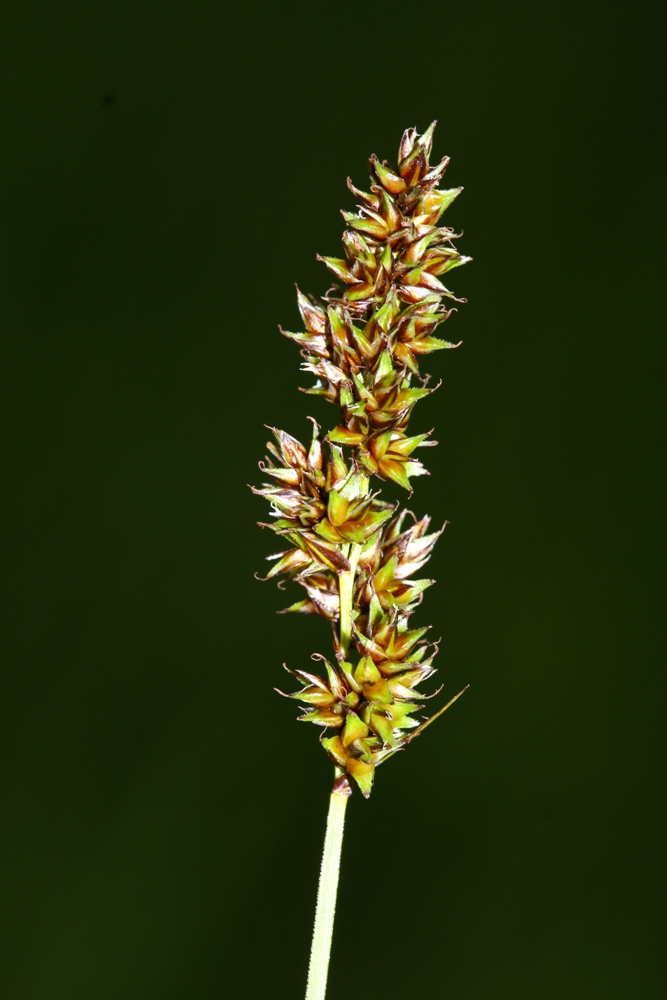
[253,123,470,797]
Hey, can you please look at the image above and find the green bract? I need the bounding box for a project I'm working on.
[253,123,470,797]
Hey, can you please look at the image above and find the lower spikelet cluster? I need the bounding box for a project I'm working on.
[253,123,470,796]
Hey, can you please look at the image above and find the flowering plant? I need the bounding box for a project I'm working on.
[253,123,470,999]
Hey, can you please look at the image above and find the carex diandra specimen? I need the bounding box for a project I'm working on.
[252,122,470,999]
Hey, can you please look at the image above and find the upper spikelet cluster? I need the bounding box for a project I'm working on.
[253,124,469,796]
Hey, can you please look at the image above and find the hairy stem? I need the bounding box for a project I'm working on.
[338,542,362,659]
[305,778,351,1000]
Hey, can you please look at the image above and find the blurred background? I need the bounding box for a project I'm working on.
[1,1,665,997]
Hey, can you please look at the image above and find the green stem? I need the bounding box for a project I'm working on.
[305,530,362,997]
[338,542,362,659]
[305,778,351,1000]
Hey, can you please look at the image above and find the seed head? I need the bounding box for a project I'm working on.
[253,123,470,796]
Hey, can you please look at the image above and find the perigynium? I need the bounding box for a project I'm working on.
[252,122,470,1000]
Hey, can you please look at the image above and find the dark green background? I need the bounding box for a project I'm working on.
[2,2,665,997]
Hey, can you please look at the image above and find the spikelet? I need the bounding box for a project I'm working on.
[253,124,470,797]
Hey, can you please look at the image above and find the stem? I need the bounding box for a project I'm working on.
[305,526,362,997]
[305,778,351,1000]
[338,542,362,659]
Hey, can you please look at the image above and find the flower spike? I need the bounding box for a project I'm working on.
[253,124,470,796]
